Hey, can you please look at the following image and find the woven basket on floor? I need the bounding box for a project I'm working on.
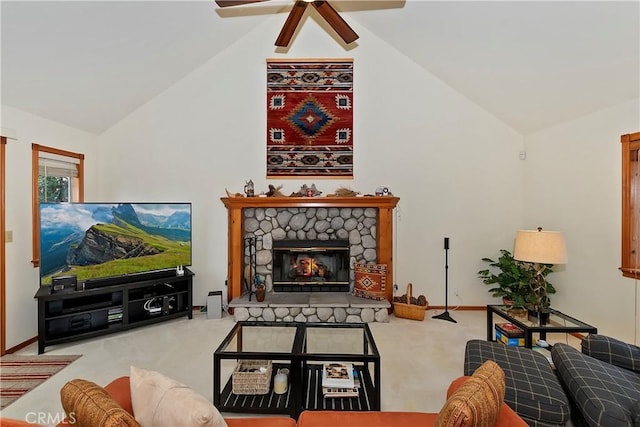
[393,283,427,321]
[232,360,272,395]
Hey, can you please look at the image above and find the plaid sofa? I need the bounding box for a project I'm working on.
[465,340,570,426]
[551,334,640,427]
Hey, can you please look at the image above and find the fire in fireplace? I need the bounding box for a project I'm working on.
[272,240,350,292]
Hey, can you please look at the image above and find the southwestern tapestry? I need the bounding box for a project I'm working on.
[266,59,353,178]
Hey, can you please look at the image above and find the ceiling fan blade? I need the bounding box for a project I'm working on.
[312,1,358,44]
[275,1,309,47]
[215,0,270,7]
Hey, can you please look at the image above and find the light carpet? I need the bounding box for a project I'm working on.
[0,310,580,422]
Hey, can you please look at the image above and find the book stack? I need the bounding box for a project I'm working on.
[495,322,525,347]
[107,307,123,324]
[321,362,359,398]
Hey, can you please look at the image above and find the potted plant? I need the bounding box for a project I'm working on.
[477,249,532,309]
[518,261,556,323]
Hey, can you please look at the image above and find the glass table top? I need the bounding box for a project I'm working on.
[215,323,298,354]
[301,324,378,356]
[490,305,596,329]
[214,322,379,357]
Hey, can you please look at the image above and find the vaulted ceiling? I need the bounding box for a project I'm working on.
[1,1,638,135]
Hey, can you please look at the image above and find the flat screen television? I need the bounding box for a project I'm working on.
[39,202,192,287]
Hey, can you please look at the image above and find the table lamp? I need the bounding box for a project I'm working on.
[513,227,567,322]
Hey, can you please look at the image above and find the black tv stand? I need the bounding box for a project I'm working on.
[35,268,193,354]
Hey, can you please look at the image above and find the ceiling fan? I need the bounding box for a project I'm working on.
[215,0,359,47]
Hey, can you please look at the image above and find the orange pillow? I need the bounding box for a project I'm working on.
[60,379,139,427]
[435,360,505,427]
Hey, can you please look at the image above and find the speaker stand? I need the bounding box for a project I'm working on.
[432,310,457,323]
[433,238,457,323]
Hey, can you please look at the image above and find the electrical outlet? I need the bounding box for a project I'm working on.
[453,287,459,297]
[5,230,13,243]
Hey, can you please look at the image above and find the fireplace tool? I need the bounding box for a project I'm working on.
[244,236,257,301]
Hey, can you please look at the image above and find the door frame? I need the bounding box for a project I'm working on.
[1,136,7,355]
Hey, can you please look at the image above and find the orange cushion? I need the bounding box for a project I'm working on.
[56,377,133,427]
[60,379,139,427]
[103,376,134,415]
[297,410,438,427]
[435,360,505,427]
[225,418,296,427]
[447,376,527,427]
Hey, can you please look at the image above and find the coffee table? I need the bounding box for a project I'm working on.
[213,321,381,418]
[486,305,597,348]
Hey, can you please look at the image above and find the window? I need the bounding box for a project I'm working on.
[31,144,84,267]
[621,132,640,278]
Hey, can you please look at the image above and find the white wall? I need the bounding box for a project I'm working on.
[98,17,524,308]
[1,105,99,348]
[524,99,640,344]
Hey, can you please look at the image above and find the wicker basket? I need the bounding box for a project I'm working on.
[393,283,427,321]
[232,360,272,395]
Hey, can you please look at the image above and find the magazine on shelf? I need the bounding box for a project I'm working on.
[322,362,355,388]
[352,368,360,388]
[322,386,359,398]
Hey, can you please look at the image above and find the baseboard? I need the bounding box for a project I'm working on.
[429,306,486,311]
[5,336,38,354]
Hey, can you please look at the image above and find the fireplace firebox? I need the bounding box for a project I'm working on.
[272,240,350,292]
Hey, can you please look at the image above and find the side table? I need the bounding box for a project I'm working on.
[213,321,381,419]
[486,305,597,348]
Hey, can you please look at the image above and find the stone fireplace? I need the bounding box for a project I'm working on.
[242,206,380,294]
[221,196,399,323]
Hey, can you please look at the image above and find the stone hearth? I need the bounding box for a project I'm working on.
[229,292,391,323]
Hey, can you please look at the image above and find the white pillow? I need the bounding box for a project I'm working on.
[130,366,227,427]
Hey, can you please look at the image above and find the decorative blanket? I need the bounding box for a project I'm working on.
[266,59,353,178]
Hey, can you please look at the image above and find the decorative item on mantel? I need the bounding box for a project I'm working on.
[326,187,361,197]
[244,179,255,197]
[265,184,285,197]
[225,188,244,198]
[375,186,392,196]
[290,184,322,197]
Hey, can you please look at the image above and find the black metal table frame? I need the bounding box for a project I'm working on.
[486,305,597,348]
[213,321,381,418]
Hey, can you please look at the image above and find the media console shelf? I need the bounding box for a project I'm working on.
[35,268,193,354]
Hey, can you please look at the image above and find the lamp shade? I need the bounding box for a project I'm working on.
[513,229,568,264]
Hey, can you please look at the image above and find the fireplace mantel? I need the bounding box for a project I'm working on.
[221,196,400,304]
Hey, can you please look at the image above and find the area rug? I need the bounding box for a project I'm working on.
[0,354,81,409]
[266,58,354,178]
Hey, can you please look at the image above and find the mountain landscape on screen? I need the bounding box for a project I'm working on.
[39,203,191,285]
